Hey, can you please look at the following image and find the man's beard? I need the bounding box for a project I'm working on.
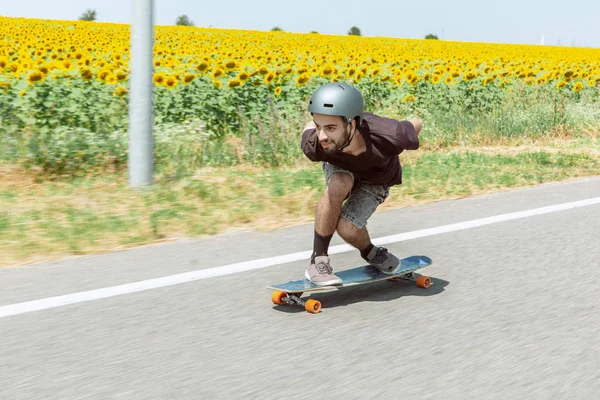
[322,125,352,154]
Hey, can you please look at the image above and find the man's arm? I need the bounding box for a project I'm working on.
[301,120,321,161]
[408,118,422,135]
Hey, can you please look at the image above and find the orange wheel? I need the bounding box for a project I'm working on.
[387,277,400,282]
[416,276,432,289]
[271,291,288,305]
[305,299,321,314]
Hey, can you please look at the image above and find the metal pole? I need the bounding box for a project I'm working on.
[128,0,154,187]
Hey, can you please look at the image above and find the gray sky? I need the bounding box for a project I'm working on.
[2,0,599,48]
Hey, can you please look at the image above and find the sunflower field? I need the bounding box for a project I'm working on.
[1,16,600,174]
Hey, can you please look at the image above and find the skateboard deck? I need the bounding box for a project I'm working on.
[268,255,432,313]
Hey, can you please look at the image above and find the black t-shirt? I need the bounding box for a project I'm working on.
[301,112,419,187]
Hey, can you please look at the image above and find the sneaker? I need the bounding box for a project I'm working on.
[304,255,342,286]
[365,246,400,274]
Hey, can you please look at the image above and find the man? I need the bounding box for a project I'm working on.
[301,82,422,286]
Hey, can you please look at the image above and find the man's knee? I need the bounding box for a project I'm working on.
[326,172,354,202]
[336,216,360,238]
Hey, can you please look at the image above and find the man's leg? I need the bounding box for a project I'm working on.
[305,169,354,285]
[313,172,354,258]
[335,183,400,274]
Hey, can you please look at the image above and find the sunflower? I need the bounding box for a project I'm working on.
[264,72,275,84]
[482,76,494,86]
[26,70,45,84]
[295,73,310,86]
[402,94,416,103]
[183,73,197,84]
[115,69,128,81]
[238,71,249,81]
[556,80,567,89]
[463,71,478,81]
[573,81,584,92]
[224,60,238,70]
[212,80,222,89]
[320,65,334,77]
[195,62,209,73]
[227,78,242,88]
[0,81,12,92]
[153,72,166,85]
[431,74,441,84]
[212,68,224,79]
[113,86,128,97]
[165,75,179,89]
[105,73,118,84]
[274,86,282,96]
[80,67,93,80]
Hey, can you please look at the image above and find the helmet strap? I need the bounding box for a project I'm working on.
[336,121,356,152]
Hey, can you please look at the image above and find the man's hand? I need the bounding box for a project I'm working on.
[409,118,422,135]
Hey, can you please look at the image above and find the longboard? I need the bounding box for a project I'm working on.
[268,255,432,313]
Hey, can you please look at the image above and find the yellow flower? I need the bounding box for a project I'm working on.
[0,82,12,92]
[80,67,93,80]
[295,73,310,86]
[212,80,222,89]
[106,73,118,84]
[98,69,111,82]
[238,71,249,81]
[482,76,494,86]
[264,72,275,84]
[165,75,179,89]
[320,65,334,77]
[26,70,45,84]
[195,62,209,73]
[431,74,441,84]
[573,81,584,92]
[227,78,242,88]
[224,60,238,70]
[183,73,197,84]
[402,94,416,103]
[153,72,166,85]
[274,86,282,96]
[113,86,128,97]
[115,70,128,81]
[463,71,478,81]
[556,80,567,89]
[212,68,224,79]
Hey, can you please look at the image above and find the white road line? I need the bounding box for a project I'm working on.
[2,196,600,319]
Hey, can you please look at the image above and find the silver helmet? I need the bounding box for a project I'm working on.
[307,82,364,124]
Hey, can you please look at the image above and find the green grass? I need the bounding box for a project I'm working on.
[2,142,600,267]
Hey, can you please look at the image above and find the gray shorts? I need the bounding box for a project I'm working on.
[322,162,389,229]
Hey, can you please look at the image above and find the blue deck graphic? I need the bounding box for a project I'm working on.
[269,255,432,292]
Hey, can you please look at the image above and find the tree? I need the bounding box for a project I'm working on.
[309,31,319,34]
[348,26,361,36]
[176,15,195,26]
[79,9,97,21]
[425,33,439,40]
[271,26,283,32]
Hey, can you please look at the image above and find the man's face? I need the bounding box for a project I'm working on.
[313,113,353,154]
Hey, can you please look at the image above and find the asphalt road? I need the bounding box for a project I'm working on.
[1,177,599,399]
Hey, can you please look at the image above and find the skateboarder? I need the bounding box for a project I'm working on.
[301,82,422,286]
